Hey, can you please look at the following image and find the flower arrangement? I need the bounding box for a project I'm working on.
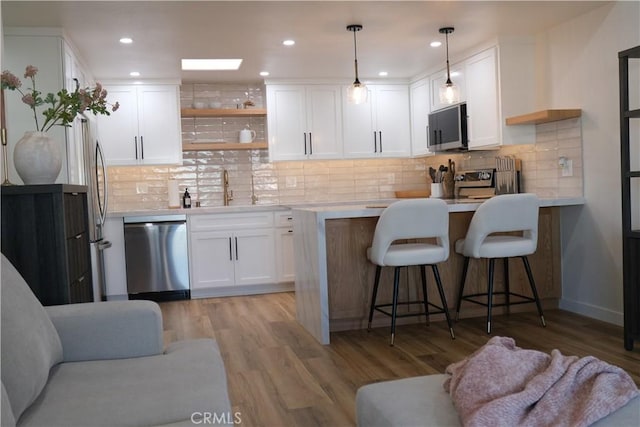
[1,65,119,132]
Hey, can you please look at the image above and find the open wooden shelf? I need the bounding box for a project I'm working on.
[183,141,268,151]
[505,109,582,125]
[181,108,267,118]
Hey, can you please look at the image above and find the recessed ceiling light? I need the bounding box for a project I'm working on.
[282,40,295,46]
[119,37,133,44]
[430,41,442,48]
[129,71,140,77]
[259,71,270,77]
[378,71,388,77]
[181,59,243,70]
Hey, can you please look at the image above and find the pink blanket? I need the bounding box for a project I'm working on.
[444,336,639,427]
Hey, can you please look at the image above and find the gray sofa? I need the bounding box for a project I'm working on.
[1,255,232,427]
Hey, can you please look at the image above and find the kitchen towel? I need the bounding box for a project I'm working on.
[168,180,180,208]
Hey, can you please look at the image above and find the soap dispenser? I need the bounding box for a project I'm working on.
[182,188,191,209]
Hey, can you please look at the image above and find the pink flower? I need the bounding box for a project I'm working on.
[1,71,22,89]
[24,65,38,79]
[21,93,35,107]
[112,101,120,112]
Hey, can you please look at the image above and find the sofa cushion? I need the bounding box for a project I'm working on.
[18,339,232,427]
[1,255,63,420]
[356,374,461,427]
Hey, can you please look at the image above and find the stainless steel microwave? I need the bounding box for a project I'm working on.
[428,102,468,151]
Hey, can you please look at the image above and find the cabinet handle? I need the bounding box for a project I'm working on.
[228,237,232,261]
[71,192,79,196]
[235,237,238,260]
[78,275,85,282]
[140,136,144,159]
[75,234,83,240]
[309,132,313,155]
[373,131,377,153]
[287,217,293,221]
[288,230,293,233]
[303,133,307,155]
[433,129,438,145]
[134,136,138,159]
[379,131,383,152]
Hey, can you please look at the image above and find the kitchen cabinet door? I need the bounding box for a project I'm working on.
[410,78,433,157]
[374,85,411,157]
[190,231,236,289]
[233,229,276,286]
[98,84,182,165]
[275,227,295,283]
[97,86,139,164]
[304,85,343,159]
[465,47,500,149]
[137,85,182,164]
[343,84,410,158]
[275,211,295,283]
[266,84,342,161]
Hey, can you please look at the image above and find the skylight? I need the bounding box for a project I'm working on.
[181,59,243,71]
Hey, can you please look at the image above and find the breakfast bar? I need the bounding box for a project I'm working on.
[292,198,585,344]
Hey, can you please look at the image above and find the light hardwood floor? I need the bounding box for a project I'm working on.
[160,292,640,427]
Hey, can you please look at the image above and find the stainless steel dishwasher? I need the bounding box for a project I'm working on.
[124,215,190,301]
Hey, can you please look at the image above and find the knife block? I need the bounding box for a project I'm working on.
[442,172,455,199]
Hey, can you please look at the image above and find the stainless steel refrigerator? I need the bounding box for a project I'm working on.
[76,115,111,301]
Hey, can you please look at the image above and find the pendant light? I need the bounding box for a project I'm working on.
[346,24,368,104]
[438,27,460,105]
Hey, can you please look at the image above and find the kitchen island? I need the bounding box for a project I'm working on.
[293,198,585,344]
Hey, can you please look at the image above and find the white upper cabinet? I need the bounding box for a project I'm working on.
[266,84,342,161]
[343,84,411,158]
[409,78,433,157]
[465,47,500,149]
[97,84,182,165]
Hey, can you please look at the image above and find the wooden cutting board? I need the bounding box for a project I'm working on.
[394,189,430,198]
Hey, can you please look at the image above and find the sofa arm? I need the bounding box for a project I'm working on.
[45,300,164,362]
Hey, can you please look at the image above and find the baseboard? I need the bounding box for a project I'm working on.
[191,282,294,299]
[559,297,624,326]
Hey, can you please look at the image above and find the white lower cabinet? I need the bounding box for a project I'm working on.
[189,211,292,298]
[274,211,295,283]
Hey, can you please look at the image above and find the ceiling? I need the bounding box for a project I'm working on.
[1,1,608,84]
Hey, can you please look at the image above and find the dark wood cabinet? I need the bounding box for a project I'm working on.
[1,184,93,305]
[619,46,640,350]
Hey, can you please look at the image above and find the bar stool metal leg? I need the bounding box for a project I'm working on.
[487,258,496,334]
[432,265,455,339]
[504,257,510,315]
[390,267,401,346]
[521,256,546,327]
[455,257,470,321]
[420,265,430,325]
[368,266,382,330]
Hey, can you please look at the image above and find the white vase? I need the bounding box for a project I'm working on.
[13,131,62,185]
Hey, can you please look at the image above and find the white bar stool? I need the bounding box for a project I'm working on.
[367,199,455,346]
[454,193,546,334]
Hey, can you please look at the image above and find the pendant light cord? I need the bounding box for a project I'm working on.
[353,28,360,84]
[445,30,452,85]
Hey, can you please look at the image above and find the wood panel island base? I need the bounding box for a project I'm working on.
[293,199,584,344]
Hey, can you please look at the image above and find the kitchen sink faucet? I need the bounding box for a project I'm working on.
[223,169,233,206]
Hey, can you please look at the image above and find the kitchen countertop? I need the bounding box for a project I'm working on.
[108,197,585,218]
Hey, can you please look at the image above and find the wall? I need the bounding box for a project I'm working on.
[542,1,640,325]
